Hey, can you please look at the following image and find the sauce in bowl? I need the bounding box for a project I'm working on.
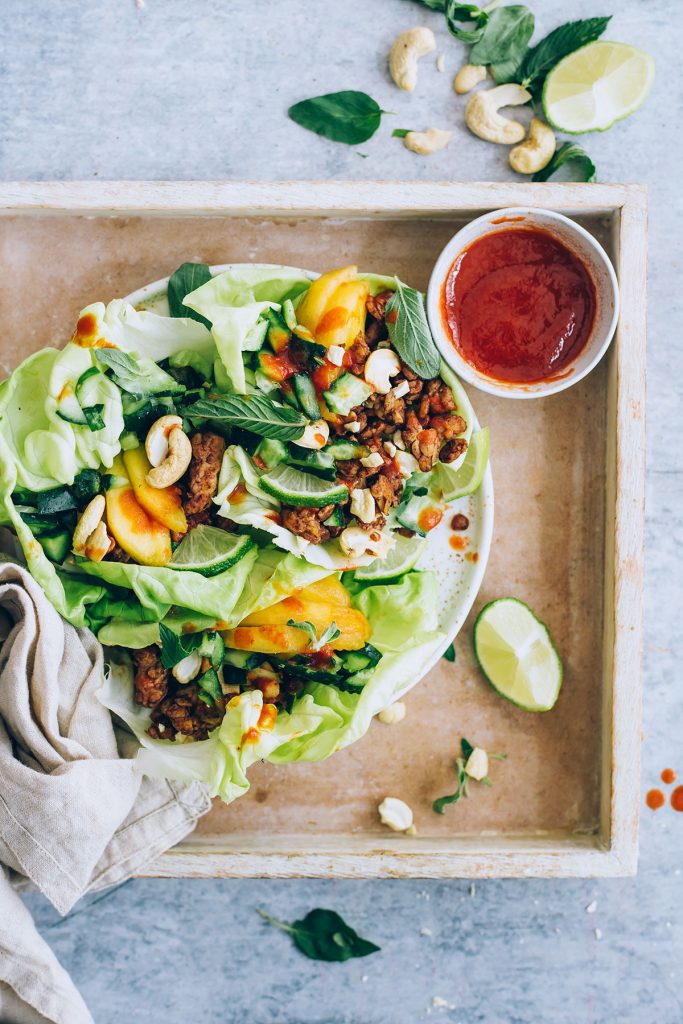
[442,226,597,384]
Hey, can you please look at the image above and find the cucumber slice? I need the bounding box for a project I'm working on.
[223,649,252,669]
[72,469,102,503]
[325,438,370,461]
[287,447,337,480]
[256,437,288,470]
[56,389,87,425]
[323,373,373,416]
[35,486,78,514]
[292,373,321,419]
[198,630,225,668]
[169,528,254,576]
[473,598,563,712]
[254,369,279,395]
[197,668,222,704]
[282,299,298,332]
[40,531,71,563]
[322,506,345,530]
[395,493,439,537]
[263,308,291,352]
[259,464,348,507]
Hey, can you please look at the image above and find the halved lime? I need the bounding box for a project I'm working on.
[170,527,253,577]
[438,427,489,502]
[542,41,654,134]
[473,598,563,712]
[259,464,349,507]
[354,534,426,582]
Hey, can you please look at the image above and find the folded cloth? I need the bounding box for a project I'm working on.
[0,537,211,1024]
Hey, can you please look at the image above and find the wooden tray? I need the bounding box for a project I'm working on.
[0,181,647,878]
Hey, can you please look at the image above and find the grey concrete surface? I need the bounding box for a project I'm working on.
[2,0,682,1021]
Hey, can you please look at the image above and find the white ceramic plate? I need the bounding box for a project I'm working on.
[125,264,494,679]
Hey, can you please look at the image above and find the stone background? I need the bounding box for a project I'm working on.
[2,0,681,1021]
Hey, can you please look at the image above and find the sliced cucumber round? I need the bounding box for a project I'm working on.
[259,464,349,507]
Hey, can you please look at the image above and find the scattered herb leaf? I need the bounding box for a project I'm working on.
[443,642,456,662]
[411,0,447,9]
[532,141,596,182]
[82,404,106,431]
[94,349,183,398]
[167,262,213,327]
[445,1,490,44]
[392,128,414,138]
[185,394,306,441]
[385,280,440,379]
[257,908,380,962]
[158,622,203,669]
[521,16,612,91]
[288,91,384,145]
[288,619,342,652]
[433,737,506,814]
[470,5,534,65]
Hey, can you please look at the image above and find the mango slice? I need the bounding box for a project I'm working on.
[296,265,358,338]
[123,445,187,535]
[105,461,172,566]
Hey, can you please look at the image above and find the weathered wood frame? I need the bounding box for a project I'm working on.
[0,181,647,878]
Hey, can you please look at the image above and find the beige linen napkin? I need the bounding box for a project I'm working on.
[0,538,211,1024]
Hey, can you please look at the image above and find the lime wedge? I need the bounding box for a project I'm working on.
[542,41,654,134]
[354,534,426,582]
[259,464,348,508]
[438,427,489,502]
[473,598,563,712]
[170,527,253,577]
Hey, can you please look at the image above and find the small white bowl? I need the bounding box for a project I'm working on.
[426,207,620,399]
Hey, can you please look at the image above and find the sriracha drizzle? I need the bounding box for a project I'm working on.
[442,227,597,384]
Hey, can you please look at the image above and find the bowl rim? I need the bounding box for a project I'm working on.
[425,206,621,400]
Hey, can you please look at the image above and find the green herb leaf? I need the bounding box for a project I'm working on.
[410,0,446,9]
[532,141,596,182]
[385,280,440,379]
[446,1,489,44]
[167,262,213,327]
[82,404,106,432]
[257,908,380,962]
[287,619,342,652]
[392,129,414,138]
[461,736,475,761]
[470,5,534,65]
[186,394,306,441]
[521,16,612,90]
[288,91,383,145]
[432,738,475,813]
[158,622,203,669]
[94,349,183,398]
[442,642,456,662]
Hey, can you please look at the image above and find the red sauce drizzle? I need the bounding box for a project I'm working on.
[417,507,443,533]
[671,786,683,812]
[442,227,597,384]
[449,535,467,551]
[661,768,677,784]
[646,789,665,811]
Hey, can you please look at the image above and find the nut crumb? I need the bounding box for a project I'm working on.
[586,900,597,914]
[432,996,456,1010]
[436,53,446,72]
[595,928,603,940]
[420,927,433,937]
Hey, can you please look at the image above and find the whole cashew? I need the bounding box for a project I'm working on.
[73,494,106,554]
[454,64,487,95]
[389,27,436,92]
[509,118,556,174]
[403,127,452,155]
[465,83,532,144]
[84,521,112,562]
[146,426,192,488]
[145,414,184,468]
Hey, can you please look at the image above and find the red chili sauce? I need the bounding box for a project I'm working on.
[442,227,597,384]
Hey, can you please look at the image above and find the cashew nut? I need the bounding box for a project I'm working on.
[292,419,330,451]
[378,701,406,725]
[509,118,556,174]
[84,521,111,563]
[464,746,489,781]
[326,344,345,367]
[350,487,376,524]
[146,426,192,488]
[454,63,487,95]
[360,451,384,469]
[145,414,184,468]
[364,348,401,394]
[395,450,419,478]
[403,127,452,155]
[172,651,202,685]
[73,494,106,554]
[339,526,393,560]
[389,26,436,92]
[465,83,532,144]
[378,796,414,832]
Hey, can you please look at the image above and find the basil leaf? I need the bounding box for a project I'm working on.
[385,280,440,379]
[521,16,612,89]
[392,128,414,138]
[82,404,106,432]
[167,262,213,327]
[445,1,489,44]
[410,0,446,9]
[470,5,534,65]
[186,394,306,440]
[442,642,456,662]
[158,622,203,669]
[532,141,596,182]
[257,908,380,962]
[288,91,383,145]
[461,736,475,761]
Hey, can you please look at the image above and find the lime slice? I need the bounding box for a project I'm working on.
[259,464,348,507]
[170,527,253,577]
[473,598,563,712]
[542,41,654,134]
[438,427,489,502]
[354,534,426,582]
